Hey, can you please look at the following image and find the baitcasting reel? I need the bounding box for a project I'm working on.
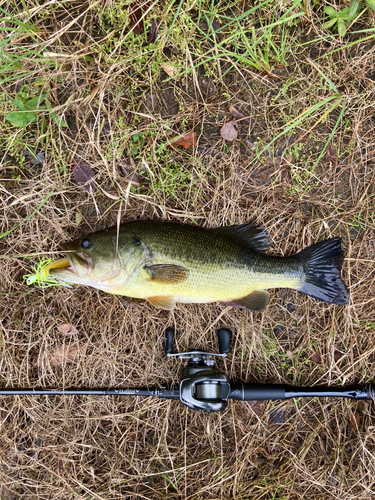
[165,328,232,412]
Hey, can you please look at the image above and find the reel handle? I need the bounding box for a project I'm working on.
[165,328,174,355]
[217,329,231,354]
[165,328,232,357]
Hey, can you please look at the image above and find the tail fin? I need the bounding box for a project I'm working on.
[297,238,349,305]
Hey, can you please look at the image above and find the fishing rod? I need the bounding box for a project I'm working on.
[0,329,373,412]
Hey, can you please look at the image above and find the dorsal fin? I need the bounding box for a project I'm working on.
[216,221,270,253]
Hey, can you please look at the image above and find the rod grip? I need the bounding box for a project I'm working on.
[229,384,286,401]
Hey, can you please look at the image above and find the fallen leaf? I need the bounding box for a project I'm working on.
[270,406,285,424]
[333,350,344,362]
[168,131,197,149]
[311,350,322,364]
[251,154,293,182]
[148,19,161,43]
[357,401,365,411]
[144,92,157,111]
[75,212,83,225]
[73,160,96,193]
[198,19,221,41]
[229,105,250,125]
[24,149,44,165]
[118,158,141,186]
[249,400,264,415]
[325,142,337,166]
[36,343,82,368]
[57,323,78,336]
[160,62,180,79]
[200,78,216,99]
[220,121,238,141]
[129,1,144,34]
[252,165,275,180]
[49,344,81,366]
[349,411,360,432]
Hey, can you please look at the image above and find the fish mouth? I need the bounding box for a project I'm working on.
[43,257,73,277]
[44,250,94,278]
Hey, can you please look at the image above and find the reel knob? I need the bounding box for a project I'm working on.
[217,328,231,355]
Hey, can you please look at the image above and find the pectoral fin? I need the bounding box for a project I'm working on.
[147,296,176,310]
[230,290,270,311]
[144,264,189,284]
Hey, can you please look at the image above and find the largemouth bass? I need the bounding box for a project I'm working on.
[45,220,349,310]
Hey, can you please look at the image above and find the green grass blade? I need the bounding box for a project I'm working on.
[0,193,53,240]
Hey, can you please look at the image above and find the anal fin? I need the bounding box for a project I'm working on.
[147,296,176,310]
[230,290,270,311]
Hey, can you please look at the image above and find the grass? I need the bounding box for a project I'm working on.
[0,0,375,498]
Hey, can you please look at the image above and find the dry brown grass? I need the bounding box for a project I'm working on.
[1,0,375,498]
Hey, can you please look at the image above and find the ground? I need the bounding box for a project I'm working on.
[1,0,375,498]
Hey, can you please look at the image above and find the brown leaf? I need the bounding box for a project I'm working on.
[198,19,221,41]
[160,62,180,79]
[325,142,337,166]
[349,411,360,432]
[220,121,238,141]
[311,350,322,364]
[333,349,344,362]
[129,2,144,34]
[118,158,141,186]
[357,401,365,411]
[270,406,285,424]
[144,92,157,111]
[200,78,216,99]
[48,344,81,366]
[73,161,96,193]
[147,19,161,43]
[252,164,275,180]
[168,131,197,149]
[57,323,78,336]
[249,400,264,415]
[252,154,293,182]
[229,105,250,125]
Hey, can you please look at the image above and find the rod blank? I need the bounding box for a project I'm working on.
[229,384,374,401]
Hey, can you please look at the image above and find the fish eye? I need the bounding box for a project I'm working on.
[81,239,91,249]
